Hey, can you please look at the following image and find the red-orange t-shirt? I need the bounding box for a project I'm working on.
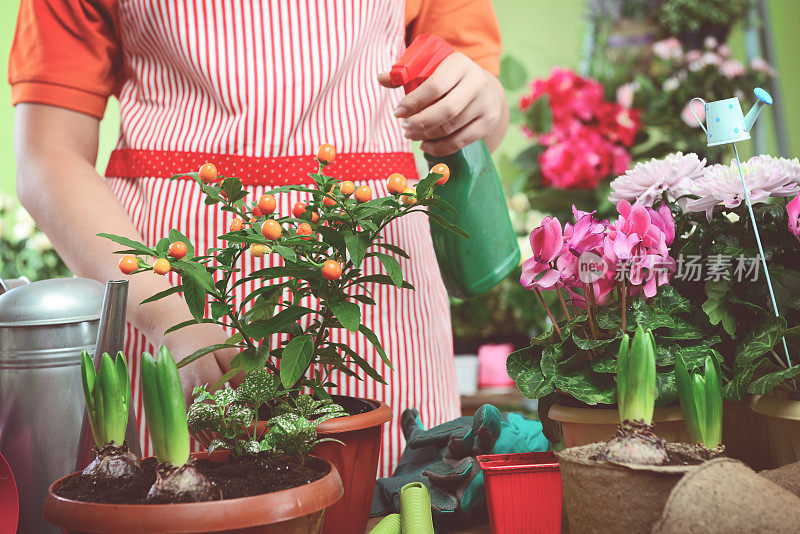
[8,0,502,119]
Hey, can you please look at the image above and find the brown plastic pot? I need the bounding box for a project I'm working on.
[548,402,690,447]
[43,451,343,534]
[197,396,392,534]
[748,394,800,468]
[557,442,708,534]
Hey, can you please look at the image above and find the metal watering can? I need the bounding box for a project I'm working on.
[690,87,773,147]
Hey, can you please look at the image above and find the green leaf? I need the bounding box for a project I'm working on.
[415,170,442,199]
[498,55,527,90]
[374,253,403,287]
[246,306,316,340]
[655,369,677,407]
[425,211,469,240]
[572,332,618,350]
[358,324,392,369]
[629,297,675,331]
[230,345,270,373]
[352,274,414,290]
[525,94,553,133]
[507,349,554,399]
[182,277,207,321]
[176,343,238,369]
[735,315,787,368]
[172,260,216,292]
[344,233,369,268]
[272,245,297,263]
[97,233,156,256]
[372,242,410,259]
[280,335,315,388]
[723,361,762,401]
[336,344,386,384]
[554,370,615,405]
[747,365,800,395]
[702,279,736,336]
[328,299,361,332]
[140,285,182,305]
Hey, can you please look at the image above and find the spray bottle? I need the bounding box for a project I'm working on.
[390,34,520,298]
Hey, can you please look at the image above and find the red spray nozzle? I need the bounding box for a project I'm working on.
[390,34,454,93]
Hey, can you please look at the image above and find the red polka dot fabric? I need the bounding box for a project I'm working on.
[105,149,419,186]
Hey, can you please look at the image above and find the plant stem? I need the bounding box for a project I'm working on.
[556,287,572,321]
[535,289,561,336]
[583,283,599,340]
[621,281,627,332]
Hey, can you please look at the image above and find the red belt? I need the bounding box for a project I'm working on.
[105,149,418,185]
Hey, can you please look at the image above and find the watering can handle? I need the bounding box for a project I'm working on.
[689,98,708,134]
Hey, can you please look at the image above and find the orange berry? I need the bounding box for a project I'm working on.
[297,222,313,240]
[401,187,417,206]
[258,194,277,215]
[323,186,337,206]
[250,243,268,257]
[118,255,138,274]
[261,219,282,240]
[340,180,355,196]
[355,185,372,203]
[198,162,218,183]
[153,258,171,275]
[168,241,188,259]
[317,144,336,164]
[230,218,244,232]
[322,259,342,281]
[431,163,450,185]
[310,211,319,222]
[387,173,407,195]
[292,202,307,219]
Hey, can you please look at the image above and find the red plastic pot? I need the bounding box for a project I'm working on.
[43,451,343,533]
[0,452,19,533]
[477,452,562,534]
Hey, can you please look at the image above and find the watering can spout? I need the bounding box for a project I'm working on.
[744,87,773,132]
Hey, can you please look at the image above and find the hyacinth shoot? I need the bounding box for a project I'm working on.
[81,350,130,449]
[675,354,723,449]
[616,325,656,426]
[140,346,190,467]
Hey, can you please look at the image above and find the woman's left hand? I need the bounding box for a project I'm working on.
[378,52,508,157]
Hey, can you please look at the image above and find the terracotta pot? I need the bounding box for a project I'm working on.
[557,442,707,534]
[548,403,690,448]
[748,394,800,468]
[43,451,343,534]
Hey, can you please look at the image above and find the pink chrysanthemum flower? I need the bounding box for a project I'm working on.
[609,152,706,207]
[684,155,800,221]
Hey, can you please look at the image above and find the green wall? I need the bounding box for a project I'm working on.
[1,0,798,196]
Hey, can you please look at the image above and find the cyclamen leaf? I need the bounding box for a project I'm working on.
[723,361,763,401]
[735,315,787,368]
[507,351,554,399]
[747,365,800,395]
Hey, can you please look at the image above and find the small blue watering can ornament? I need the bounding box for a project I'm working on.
[690,87,793,368]
[690,87,773,146]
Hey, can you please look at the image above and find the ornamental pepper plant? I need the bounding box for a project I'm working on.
[102,144,464,403]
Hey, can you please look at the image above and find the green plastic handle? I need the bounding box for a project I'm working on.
[400,482,434,534]
[368,513,401,534]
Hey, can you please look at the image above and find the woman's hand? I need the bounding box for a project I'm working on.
[378,52,509,157]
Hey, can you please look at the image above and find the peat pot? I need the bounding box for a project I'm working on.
[43,451,343,534]
[0,278,104,533]
[548,402,690,447]
[557,443,708,534]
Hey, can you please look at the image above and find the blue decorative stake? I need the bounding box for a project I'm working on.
[691,88,793,369]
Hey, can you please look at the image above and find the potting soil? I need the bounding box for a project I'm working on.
[56,453,328,504]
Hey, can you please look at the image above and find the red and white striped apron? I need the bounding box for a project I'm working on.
[104,0,459,477]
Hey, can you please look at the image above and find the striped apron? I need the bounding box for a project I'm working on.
[104,0,459,477]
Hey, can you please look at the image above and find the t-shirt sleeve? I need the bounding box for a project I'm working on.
[8,0,122,119]
[405,0,502,76]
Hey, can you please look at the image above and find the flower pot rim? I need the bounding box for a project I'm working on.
[556,442,704,474]
[316,396,392,435]
[43,451,343,533]
[748,394,800,421]
[477,451,559,473]
[549,402,684,424]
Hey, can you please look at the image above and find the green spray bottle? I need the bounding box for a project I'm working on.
[390,34,520,298]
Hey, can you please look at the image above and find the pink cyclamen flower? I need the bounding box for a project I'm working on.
[720,59,745,79]
[652,37,682,60]
[788,194,800,241]
[520,217,564,291]
[609,152,706,207]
